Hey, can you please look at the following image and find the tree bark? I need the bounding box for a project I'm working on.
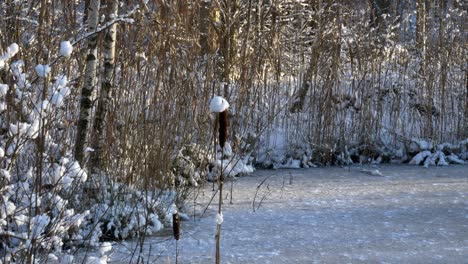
[90,0,118,170]
[75,0,101,164]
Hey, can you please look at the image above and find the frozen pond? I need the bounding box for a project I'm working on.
[92,165,468,263]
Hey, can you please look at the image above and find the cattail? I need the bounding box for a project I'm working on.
[218,110,229,148]
[172,212,180,240]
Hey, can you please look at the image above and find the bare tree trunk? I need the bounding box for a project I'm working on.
[90,0,118,170]
[75,0,101,164]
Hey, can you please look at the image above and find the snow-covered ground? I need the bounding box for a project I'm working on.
[81,165,468,263]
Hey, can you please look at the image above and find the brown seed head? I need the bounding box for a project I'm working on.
[218,110,229,148]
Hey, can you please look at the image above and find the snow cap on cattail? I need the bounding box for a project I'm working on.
[210,96,230,148]
[210,96,229,113]
[172,212,180,240]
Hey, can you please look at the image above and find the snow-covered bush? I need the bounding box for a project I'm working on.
[76,179,167,244]
[0,43,92,261]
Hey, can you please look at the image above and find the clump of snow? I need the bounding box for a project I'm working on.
[447,154,464,164]
[47,254,59,264]
[210,96,229,112]
[0,43,19,69]
[424,152,438,168]
[409,150,431,165]
[50,75,70,106]
[60,41,73,58]
[215,157,254,179]
[0,147,4,158]
[35,64,51,77]
[0,101,6,111]
[216,212,224,225]
[416,140,432,151]
[274,158,301,169]
[222,142,233,157]
[0,84,8,97]
[437,152,449,166]
[100,242,112,255]
[31,215,50,239]
[0,169,11,181]
[36,100,51,116]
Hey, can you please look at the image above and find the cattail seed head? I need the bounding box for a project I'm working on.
[218,110,229,148]
[172,212,180,240]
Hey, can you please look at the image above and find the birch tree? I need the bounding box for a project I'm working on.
[75,0,101,164]
[91,0,118,170]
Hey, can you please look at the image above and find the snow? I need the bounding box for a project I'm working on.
[100,242,112,255]
[0,147,4,158]
[88,165,468,263]
[0,169,10,181]
[274,158,301,169]
[409,150,431,165]
[65,161,88,183]
[60,41,73,58]
[61,255,74,264]
[7,43,19,56]
[215,157,254,178]
[0,43,19,69]
[0,83,8,96]
[437,152,449,166]
[216,212,224,225]
[36,100,49,115]
[210,96,230,112]
[47,254,59,263]
[1,199,16,216]
[35,64,51,77]
[447,154,465,164]
[31,215,50,239]
[361,168,384,177]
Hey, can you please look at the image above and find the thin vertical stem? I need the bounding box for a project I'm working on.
[215,147,224,264]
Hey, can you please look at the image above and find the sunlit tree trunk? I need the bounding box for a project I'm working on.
[75,0,101,164]
[90,0,118,170]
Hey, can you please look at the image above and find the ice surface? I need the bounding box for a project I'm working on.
[210,96,229,112]
[82,165,468,263]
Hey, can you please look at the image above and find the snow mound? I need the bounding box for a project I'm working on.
[210,96,229,112]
